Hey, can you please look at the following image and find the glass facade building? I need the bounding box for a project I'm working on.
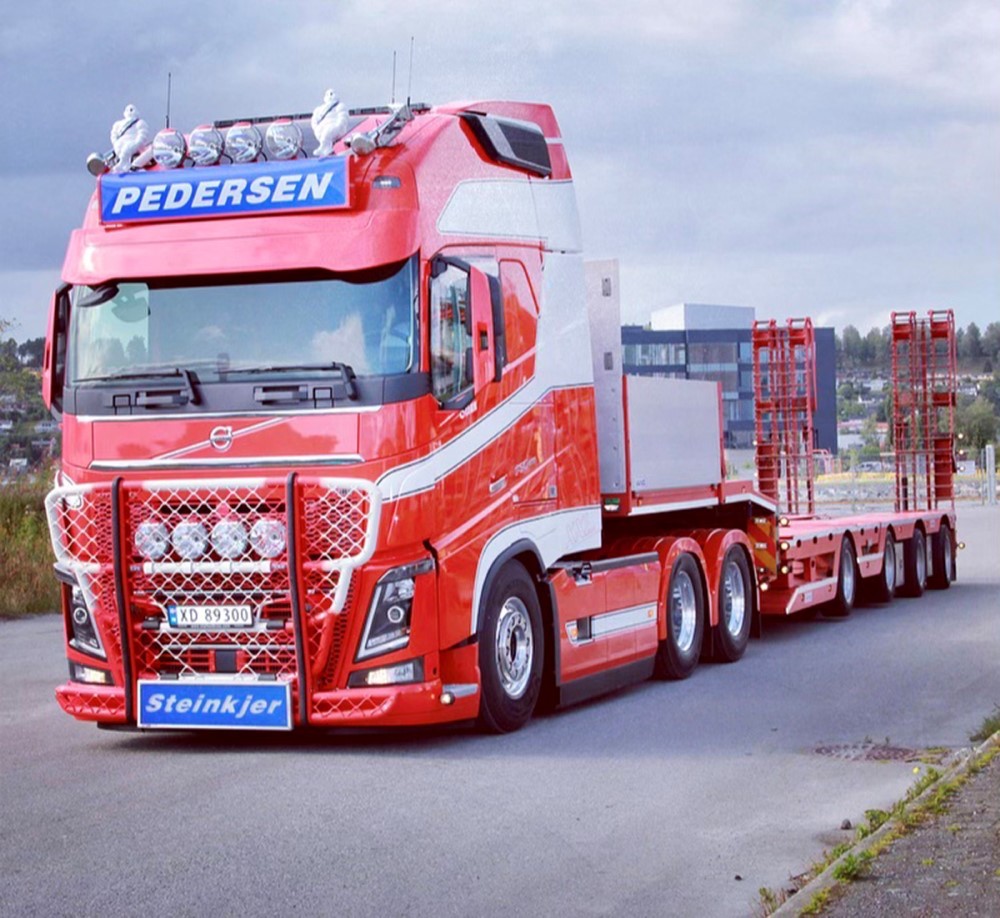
[621,323,837,453]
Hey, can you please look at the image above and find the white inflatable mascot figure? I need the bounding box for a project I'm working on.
[311,89,349,157]
[111,104,153,172]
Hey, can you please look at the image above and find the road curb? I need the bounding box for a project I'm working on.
[772,730,1000,916]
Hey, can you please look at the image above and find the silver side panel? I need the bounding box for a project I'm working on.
[585,260,626,493]
[626,376,723,491]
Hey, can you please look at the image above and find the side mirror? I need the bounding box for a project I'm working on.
[42,285,68,414]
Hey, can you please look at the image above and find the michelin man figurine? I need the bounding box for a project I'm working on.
[311,89,349,157]
[111,104,153,172]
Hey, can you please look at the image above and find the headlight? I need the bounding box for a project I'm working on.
[211,520,248,559]
[136,521,169,560]
[348,658,424,688]
[70,663,113,685]
[68,585,106,659]
[357,560,432,660]
[172,521,209,559]
[250,519,286,559]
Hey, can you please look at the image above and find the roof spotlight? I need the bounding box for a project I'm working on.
[264,120,303,161]
[152,128,187,169]
[225,123,262,164]
[189,125,224,166]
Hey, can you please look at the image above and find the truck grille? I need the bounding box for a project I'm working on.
[46,476,381,692]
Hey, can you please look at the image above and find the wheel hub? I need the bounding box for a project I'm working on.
[670,571,697,653]
[842,548,856,605]
[495,597,533,700]
[722,563,746,637]
[885,538,896,592]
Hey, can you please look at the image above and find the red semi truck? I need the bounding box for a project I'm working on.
[42,98,957,732]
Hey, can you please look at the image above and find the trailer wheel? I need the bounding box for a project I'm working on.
[714,548,752,663]
[902,528,927,598]
[929,523,954,590]
[476,561,544,734]
[868,531,897,604]
[655,554,705,680]
[826,537,858,618]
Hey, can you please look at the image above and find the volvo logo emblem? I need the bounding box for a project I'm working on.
[209,425,234,452]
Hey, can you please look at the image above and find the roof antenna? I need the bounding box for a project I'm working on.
[165,71,172,128]
[407,36,415,105]
[391,50,397,106]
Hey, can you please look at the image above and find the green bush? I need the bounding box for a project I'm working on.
[0,474,59,617]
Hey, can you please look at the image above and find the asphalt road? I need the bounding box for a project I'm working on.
[2,505,998,918]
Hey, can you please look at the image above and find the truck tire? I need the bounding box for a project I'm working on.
[714,547,752,663]
[655,553,705,680]
[826,537,858,618]
[476,561,544,734]
[868,531,897,604]
[901,528,927,598]
[929,523,955,590]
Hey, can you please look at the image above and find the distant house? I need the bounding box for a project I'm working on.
[33,420,59,433]
[0,420,13,433]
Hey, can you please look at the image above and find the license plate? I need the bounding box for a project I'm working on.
[166,604,253,629]
[137,680,292,730]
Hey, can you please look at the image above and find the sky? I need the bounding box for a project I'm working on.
[1,0,997,340]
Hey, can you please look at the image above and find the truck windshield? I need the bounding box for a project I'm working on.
[66,257,417,385]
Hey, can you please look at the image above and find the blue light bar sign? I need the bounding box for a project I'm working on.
[137,680,292,730]
[100,157,350,224]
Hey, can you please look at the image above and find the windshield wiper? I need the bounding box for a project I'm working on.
[233,362,358,399]
[77,368,200,406]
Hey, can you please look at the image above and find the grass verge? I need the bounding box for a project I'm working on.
[0,474,58,618]
[970,705,1000,744]
[771,734,1000,915]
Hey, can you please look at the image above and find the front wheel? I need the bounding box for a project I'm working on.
[902,528,928,598]
[713,547,752,663]
[826,537,858,618]
[477,561,544,734]
[655,553,705,680]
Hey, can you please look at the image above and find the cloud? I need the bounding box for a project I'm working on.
[0,0,996,337]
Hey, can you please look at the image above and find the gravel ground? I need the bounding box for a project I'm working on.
[788,742,1000,916]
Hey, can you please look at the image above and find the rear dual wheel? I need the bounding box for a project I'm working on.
[714,548,752,663]
[656,554,706,680]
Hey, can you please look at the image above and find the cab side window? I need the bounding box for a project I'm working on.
[430,263,473,404]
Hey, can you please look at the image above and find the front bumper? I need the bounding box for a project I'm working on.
[56,678,481,729]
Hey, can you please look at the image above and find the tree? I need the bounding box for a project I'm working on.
[960,322,983,362]
[17,337,45,369]
[0,338,18,372]
[858,415,883,460]
[982,322,1000,364]
[980,372,1000,413]
[957,397,998,452]
[841,325,863,369]
[863,326,889,371]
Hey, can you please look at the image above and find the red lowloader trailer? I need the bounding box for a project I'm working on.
[41,97,957,733]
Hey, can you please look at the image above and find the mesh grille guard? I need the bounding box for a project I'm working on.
[45,476,382,707]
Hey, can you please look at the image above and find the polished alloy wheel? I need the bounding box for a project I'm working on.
[722,561,747,637]
[495,597,533,700]
[670,570,698,653]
